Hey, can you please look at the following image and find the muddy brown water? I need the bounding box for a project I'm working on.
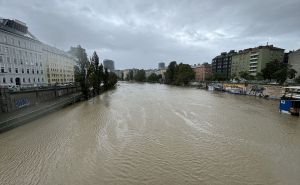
[0,82,299,185]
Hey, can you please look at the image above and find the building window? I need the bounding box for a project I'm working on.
[3,77,6,83]
[27,69,29,74]
[10,78,13,83]
[28,78,31,83]
[1,67,4,73]
[20,59,23,65]
[15,68,18,73]
[41,70,43,74]
[33,78,35,82]
[38,78,40,82]
[37,70,39,74]
[32,69,34,74]
[22,68,24,73]
[0,56,2,63]
[8,68,11,73]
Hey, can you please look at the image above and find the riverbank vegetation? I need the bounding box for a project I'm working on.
[165,61,195,85]
[71,45,118,99]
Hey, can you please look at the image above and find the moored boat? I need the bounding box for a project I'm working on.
[279,86,300,116]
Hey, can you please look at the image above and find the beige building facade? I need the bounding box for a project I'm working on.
[288,49,300,77]
[43,45,75,85]
[231,45,284,77]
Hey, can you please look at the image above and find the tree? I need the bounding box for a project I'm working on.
[90,51,101,95]
[174,63,195,85]
[262,60,297,84]
[288,68,297,79]
[211,72,227,81]
[147,73,162,82]
[134,69,146,82]
[108,72,118,87]
[103,68,109,90]
[69,45,90,99]
[239,71,251,80]
[165,61,177,84]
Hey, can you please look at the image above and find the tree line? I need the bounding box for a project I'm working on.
[70,45,118,99]
[124,69,163,83]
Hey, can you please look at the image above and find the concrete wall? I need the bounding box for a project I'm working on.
[0,86,80,113]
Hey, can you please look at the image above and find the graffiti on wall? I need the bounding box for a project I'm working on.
[15,98,30,108]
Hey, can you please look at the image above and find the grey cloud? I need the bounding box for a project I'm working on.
[0,0,299,69]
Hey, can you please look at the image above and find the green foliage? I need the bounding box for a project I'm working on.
[165,62,195,85]
[262,60,297,84]
[147,73,162,83]
[165,61,177,84]
[239,71,252,80]
[174,63,195,85]
[71,46,117,99]
[108,72,118,87]
[211,72,227,81]
[70,45,90,99]
[134,69,146,82]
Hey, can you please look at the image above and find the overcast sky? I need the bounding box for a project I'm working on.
[0,0,299,69]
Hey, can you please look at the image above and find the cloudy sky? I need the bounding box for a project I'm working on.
[0,0,299,69]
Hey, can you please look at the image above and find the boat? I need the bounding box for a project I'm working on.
[279,86,300,116]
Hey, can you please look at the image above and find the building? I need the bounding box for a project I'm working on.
[192,63,212,82]
[158,62,165,70]
[113,69,123,79]
[0,18,45,87]
[0,18,75,87]
[211,50,236,79]
[288,49,300,77]
[231,45,284,77]
[43,44,75,85]
[103,59,115,71]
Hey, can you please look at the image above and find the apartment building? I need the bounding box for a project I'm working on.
[231,45,284,77]
[192,63,212,82]
[288,49,300,77]
[211,50,236,79]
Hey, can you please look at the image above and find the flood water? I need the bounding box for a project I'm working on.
[0,82,300,185]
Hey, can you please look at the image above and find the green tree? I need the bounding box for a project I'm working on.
[108,72,118,87]
[239,71,251,80]
[134,69,146,82]
[103,68,109,90]
[174,63,195,85]
[262,60,297,84]
[165,61,177,84]
[69,45,90,99]
[90,52,101,95]
[147,73,162,82]
[211,72,227,81]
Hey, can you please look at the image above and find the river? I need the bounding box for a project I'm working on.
[0,82,300,185]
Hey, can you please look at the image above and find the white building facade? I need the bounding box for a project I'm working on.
[0,19,45,87]
[0,18,75,87]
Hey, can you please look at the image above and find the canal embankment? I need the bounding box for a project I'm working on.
[0,92,82,133]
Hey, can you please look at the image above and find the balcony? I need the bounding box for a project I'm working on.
[250,53,259,57]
